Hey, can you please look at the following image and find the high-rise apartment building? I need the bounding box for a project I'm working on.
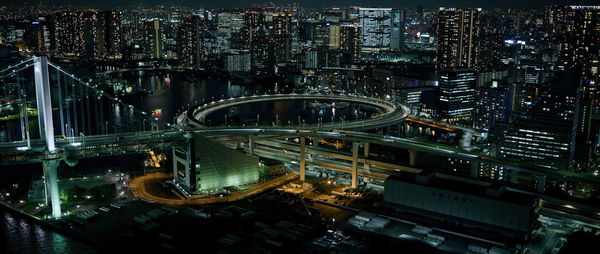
[177,15,205,68]
[436,7,482,70]
[339,24,362,63]
[96,11,122,59]
[55,11,98,60]
[272,13,293,62]
[143,18,164,59]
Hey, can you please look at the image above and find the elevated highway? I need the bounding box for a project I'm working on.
[3,127,597,189]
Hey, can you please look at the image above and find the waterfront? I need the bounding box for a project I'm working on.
[0,70,275,253]
[0,212,97,254]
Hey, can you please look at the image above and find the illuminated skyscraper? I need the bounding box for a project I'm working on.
[436,7,482,70]
[438,68,476,125]
[143,18,164,59]
[272,13,293,62]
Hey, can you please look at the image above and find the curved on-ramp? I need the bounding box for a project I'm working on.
[180,93,410,131]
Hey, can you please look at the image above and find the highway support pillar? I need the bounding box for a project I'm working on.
[408,149,417,167]
[510,169,519,184]
[34,56,56,154]
[351,142,359,188]
[536,175,546,193]
[300,137,306,182]
[470,160,479,179]
[249,135,255,156]
[460,130,474,148]
[363,142,370,171]
[43,159,61,218]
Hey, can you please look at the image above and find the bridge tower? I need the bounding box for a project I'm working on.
[34,56,62,218]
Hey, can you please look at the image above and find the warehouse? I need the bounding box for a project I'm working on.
[383,171,539,240]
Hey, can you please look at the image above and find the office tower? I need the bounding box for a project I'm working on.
[339,24,362,63]
[499,71,581,170]
[436,7,482,70]
[96,11,122,59]
[178,15,205,68]
[359,8,392,50]
[272,13,293,62]
[509,82,528,120]
[473,81,512,131]
[243,11,266,46]
[438,68,476,125]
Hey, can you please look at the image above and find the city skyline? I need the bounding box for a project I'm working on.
[2,0,600,9]
[1,2,599,254]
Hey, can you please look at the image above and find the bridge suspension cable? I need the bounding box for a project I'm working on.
[47,61,156,124]
[0,57,35,76]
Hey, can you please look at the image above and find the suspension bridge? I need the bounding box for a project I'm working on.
[0,56,160,217]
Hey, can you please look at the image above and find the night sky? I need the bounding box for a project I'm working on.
[7,0,600,9]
